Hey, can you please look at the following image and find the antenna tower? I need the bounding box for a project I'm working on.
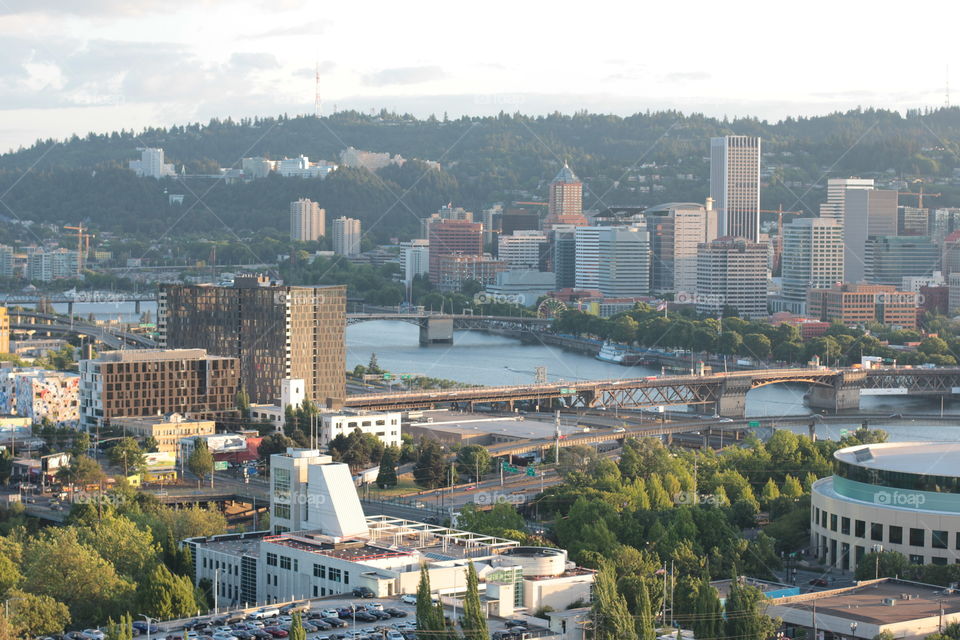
[315,62,322,117]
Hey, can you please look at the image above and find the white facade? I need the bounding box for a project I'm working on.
[290,199,325,242]
[498,231,546,270]
[331,217,361,256]
[820,177,874,220]
[0,245,13,279]
[129,147,175,179]
[597,225,651,297]
[780,217,844,314]
[710,136,761,242]
[401,240,430,284]
[320,411,401,448]
[573,226,602,290]
[277,156,336,179]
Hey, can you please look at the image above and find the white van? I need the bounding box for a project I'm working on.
[248,608,280,620]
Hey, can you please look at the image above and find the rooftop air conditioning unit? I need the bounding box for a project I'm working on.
[882,598,897,606]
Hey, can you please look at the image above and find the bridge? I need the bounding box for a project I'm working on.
[343,367,960,417]
[0,291,156,312]
[346,312,551,344]
[7,310,157,349]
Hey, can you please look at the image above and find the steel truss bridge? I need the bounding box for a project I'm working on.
[346,312,552,330]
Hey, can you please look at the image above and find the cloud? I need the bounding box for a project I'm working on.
[362,66,446,87]
[0,0,199,16]
[245,19,331,39]
[663,71,711,83]
[228,52,281,71]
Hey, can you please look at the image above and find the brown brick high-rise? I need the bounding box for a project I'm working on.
[159,276,346,406]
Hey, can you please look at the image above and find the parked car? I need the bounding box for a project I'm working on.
[81,630,105,640]
[248,609,280,621]
[232,631,253,640]
[399,594,417,605]
[504,620,527,628]
[280,602,310,615]
[320,610,339,619]
[133,623,160,634]
[211,633,237,640]
[250,631,272,640]
[351,587,374,598]
[321,618,346,629]
[383,609,407,618]
[263,629,287,638]
[311,621,331,631]
[809,578,829,587]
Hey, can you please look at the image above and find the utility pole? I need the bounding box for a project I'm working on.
[554,410,561,465]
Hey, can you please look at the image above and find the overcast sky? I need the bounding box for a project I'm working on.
[0,0,955,152]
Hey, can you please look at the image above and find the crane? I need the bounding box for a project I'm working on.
[64,224,93,276]
[899,180,941,209]
[758,206,804,273]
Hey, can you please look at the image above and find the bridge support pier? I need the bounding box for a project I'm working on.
[715,378,751,418]
[135,300,141,314]
[808,421,816,442]
[419,317,454,345]
[67,301,74,317]
[806,370,864,412]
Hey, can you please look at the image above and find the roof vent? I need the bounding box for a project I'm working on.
[883,598,897,606]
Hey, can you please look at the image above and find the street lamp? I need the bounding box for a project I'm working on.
[850,621,858,638]
[872,544,883,580]
[139,614,154,640]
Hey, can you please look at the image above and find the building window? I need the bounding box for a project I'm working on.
[274,468,291,497]
[266,553,277,566]
[932,557,948,566]
[293,559,298,572]
[855,520,865,538]
[909,554,924,565]
[855,545,865,564]
[274,503,291,520]
[313,564,325,578]
[889,526,903,544]
[910,528,925,547]
[871,523,884,542]
[329,568,341,582]
[280,556,291,570]
[841,517,850,535]
[821,511,827,528]
[343,571,349,585]
[933,531,948,549]
[830,514,838,532]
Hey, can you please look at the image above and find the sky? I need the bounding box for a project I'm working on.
[0,0,955,152]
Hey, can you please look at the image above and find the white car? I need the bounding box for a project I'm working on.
[82,630,105,640]
[386,632,404,640]
[211,633,237,640]
[321,610,339,619]
[400,594,417,605]
[368,603,384,612]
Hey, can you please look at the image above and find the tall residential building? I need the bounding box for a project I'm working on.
[710,136,761,241]
[696,237,769,319]
[645,201,717,295]
[819,177,874,220]
[158,276,346,406]
[427,219,483,284]
[596,226,651,297]
[0,245,13,279]
[843,189,898,283]
[331,217,361,256]
[498,230,547,270]
[0,307,8,354]
[129,147,175,179]
[779,218,844,314]
[400,239,430,284]
[290,199,325,242]
[544,163,587,230]
[26,249,80,282]
[78,349,239,429]
[865,236,940,286]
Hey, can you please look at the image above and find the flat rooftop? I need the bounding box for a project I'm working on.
[408,410,578,440]
[771,579,960,625]
[93,348,230,363]
[264,535,414,562]
[710,577,796,600]
[191,531,270,558]
[835,442,960,477]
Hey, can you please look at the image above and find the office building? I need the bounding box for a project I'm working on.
[645,201,718,295]
[779,218,844,314]
[427,219,483,284]
[898,206,928,236]
[129,147,175,179]
[277,156,335,179]
[186,449,594,612]
[400,239,430,284]
[710,136,761,241]
[331,217,361,256]
[865,236,939,286]
[695,237,768,319]
[78,349,239,429]
[596,226,651,298]
[0,245,12,279]
[949,273,960,315]
[806,283,917,329]
[930,207,960,246]
[0,307,8,354]
[819,177,874,220]
[551,227,578,289]
[436,254,508,292]
[811,441,960,571]
[320,410,401,448]
[843,189,899,283]
[290,199,325,242]
[573,226,602,290]
[501,208,541,236]
[544,164,587,230]
[486,270,557,307]
[498,230,547,270]
[111,413,216,454]
[159,276,346,406]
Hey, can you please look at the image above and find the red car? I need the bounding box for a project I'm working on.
[263,629,287,638]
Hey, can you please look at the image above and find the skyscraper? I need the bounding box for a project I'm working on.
[596,226,651,297]
[710,136,761,241]
[544,163,587,230]
[551,227,578,290]
[498,230,547,270]
[779,218,844,314]
[573,226,602,290]
[331,216,361,256]
[290,198,325,242]
[427,219,483,284]
[645,201,718,295]
[696,237,768,319]
[865,236,939,286]
[819,177,874,220]
[159,275,346,406]
[843,189,898,283]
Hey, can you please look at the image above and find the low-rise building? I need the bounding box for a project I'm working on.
[0,307,9,354]
[807,283,918,329]
[320,410,401,448]
[111,413,215,454]
[0,370,80,426]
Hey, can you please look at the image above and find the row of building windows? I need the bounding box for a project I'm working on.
[838,461,960,494]
[817,534,960,570]
[203,557,240,575]
[312,563,348,584]
[815,507,960,549]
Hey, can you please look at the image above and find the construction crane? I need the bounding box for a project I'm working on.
[899,180,941,209]
[758,206,804,273]
[64,224,92,276]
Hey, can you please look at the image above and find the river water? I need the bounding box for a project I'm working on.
[346,321,960,442]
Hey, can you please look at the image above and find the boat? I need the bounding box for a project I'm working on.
[596,341,642,366]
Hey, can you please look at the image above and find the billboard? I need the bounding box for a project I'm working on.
[144,451,176,470]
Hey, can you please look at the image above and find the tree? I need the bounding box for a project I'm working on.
[136,564,198,620]
[187,439,214,488]
[760,478,781,506]
[289,612,306,640]
[6,589,71,636]
[375,447,398,489]
[456,445,491,483]
[743,333,772,361]
[461,562,488,640]
[691,578,723,640]
[635,578,656,640]
[70,432,91,458]
[57,455,105,499]
[77,513,159,582]
[109,437,147,477]
[413,440,448,489]
[236,389,251,418]
[592,561,637,640]
[143,436,160,453]
[0,550,22,595]
[104,612,133,640]
[717,330,743,355]
[781,475,803,499]
[368,353,382,374]
[0,612,19,640]
[725,579,780,640]
[416,564,442,633]
[855,550,909,581]
[918,336,949,356]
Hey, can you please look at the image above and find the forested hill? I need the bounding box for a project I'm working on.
[1,107,959,240]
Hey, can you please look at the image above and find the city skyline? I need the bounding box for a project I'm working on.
[0,0,956,152]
